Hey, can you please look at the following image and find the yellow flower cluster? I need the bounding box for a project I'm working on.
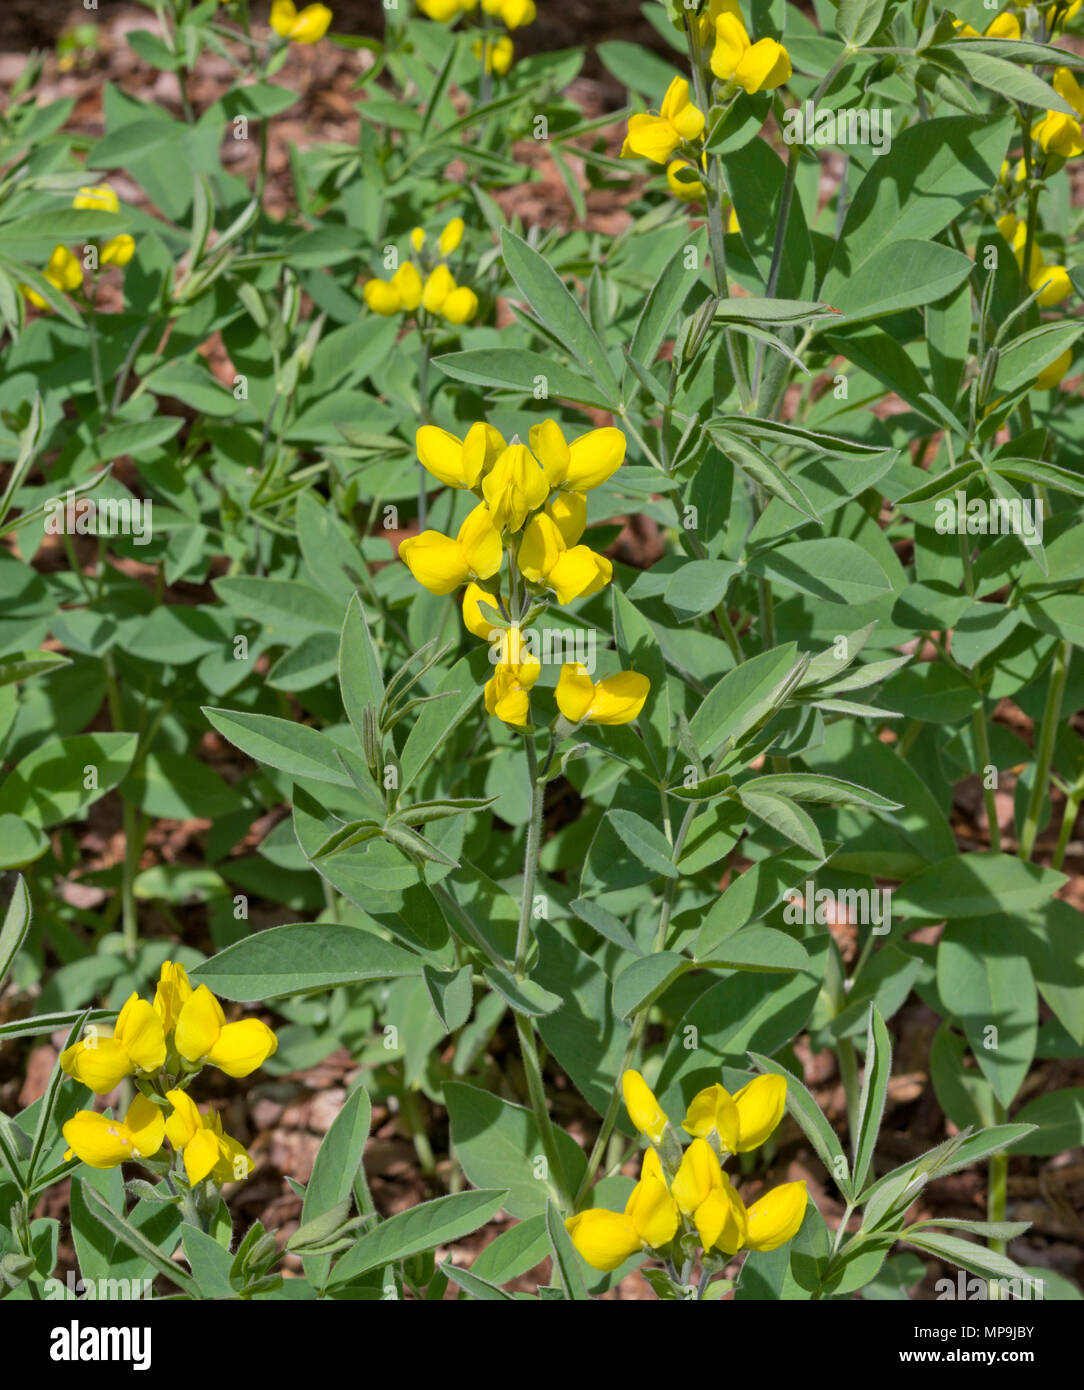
[59,962,275,1184]
[21,186,133,311]
[364,216,478,324]
[1034,68,1084,159]
[566,1069,807,1273]
[953,12,1021,38]
[399,419,649,729]
[270,0,332,43]
[417,0,533,75]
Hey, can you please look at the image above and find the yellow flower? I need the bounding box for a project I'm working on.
[410,227,426,253]
[711,14,792,93]
[462,581,505,638]
[174,983,278,1078]
[62,1096,166,1170]
[621,1068,668,1145]
[270,0,332,43]
[363,278,402,316]
[744,1180,808,1251]
[474,34,514,75]
[518,512,612,604]
[666,154,707,202]
[484,650,541,727]
[439,216,465,255]
[1053,67,1084,118]
[544,489,586,546]
[153,959,193,1033]
[73,185,119,214]
[729,205,741,234]
[1030,262,1072,305]
[417,421,505,489]
[683,1075,786,1152]
[682,1082,740,1150]
[954,13,1021,37]
[1033,110,1084,158]
[441,286,479,324]
[694,1178,748,1254]
[418,0,469,20]
[565,1149,680,1271]
[101,234,135,267]
[164,1090,253,1186]
[556,664,650,726]
[423,264,456,314]
[1035,347,1073,389]
[483,0,535,28]
[399,503,503,594]
[482,442,549,532]
[60,994,167,1094]
[21,243,83,309]
[528,420,626,492]
[391,261,423,311]
[621,76,706,164]
[671,1136,726,1215]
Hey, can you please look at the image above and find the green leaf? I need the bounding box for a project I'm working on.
[300,1084,372,1288]
[0,733,137,828]
[0,875,31,990]
[853,1006,891,1195]
[894,854,1066,919]
[1009,1090,1084,1155]
[607,809,678,879]
[749,1051,853,1200]
[738,787,825,858]
[202,708,354,787]
[81,1185,197,1296]
[190,923,422,1001]
[928,45,1079,114]
[826,241,975,325]
[748,538,894,605]
[745,773,900,811]
[545,1198,589,1300]
[434,349,612,410]
[327,1189,508,1287]
[339,594,385,744]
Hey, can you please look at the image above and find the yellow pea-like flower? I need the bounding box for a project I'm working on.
[60,994,167,1094]
[439,216,465,255]
[400,503,503,594]
[621,1068,668,1145]
[441,285,478,324]
[666,155,707,202]
[417,421,504,489]
[474,35,514,75]
[732,1074,787,1150]
[621,76,706,164]
[21,243,83,309]
[1030,262,1072,305]
[528,420,626,492]
[556,663,650,726]
[483,0,535,28]
[391,261,423,312]
[73,185,119,214]
[695,1178,748,1254]
[482,442,549,532]
[1034,110,1084,158]
[954,13,1021,37]
[62,1096,166,1170]
[423,264,457,314]
[270,0,333,43]
[564,1148,680,1271]
[174,983,278,1078]
[410,227,427,252]
[744,1180,808,1251]
[164,1090,253,1187]
[462,581,505,639]
[363,278,402,316]
[101,234,135,267]
[153,960,194,1034]
[1035,348,1073,390]
[711,14,792,94]
[1054,67,1084,119]
[484,650,541,727]
[544,489,586,546]
[671,1136,725,1215]
[418,0,468,19]
[518,512,612,604]
[682,1082,740,1151]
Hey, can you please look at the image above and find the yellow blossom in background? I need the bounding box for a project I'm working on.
[621,1068,668,1144]
[556,664,650,726]
[621,76,705,164]
[482,0,535,28]
[21,243,82,309]
[62,1096,166,1170]
[399,504,503,594]
[1034,109,1083,158]
[711,13,792,93]
[484,648,541,726]
[165,1090,253,1186]
[174,982,278,1078]
[954,12,1021,37]
[363,278,402,316]
[439,216,465,255]
[363,262,423,316]
[474,34,514,74]
[1035,347,1073,389]
[411,226,426,252]
[270,0,332,43]
[73,185,119,214]
[417,421,505,489]
[1030,262,1072,305]
[422,264,479,323]
[442,285,479,324]
[666,155,706,201]
[565,1149,680,1271]
[417,0,476,19]
[60,994,166,1094]
[101,234,135,267]
[482,442,549,531]
[518,512,612,604]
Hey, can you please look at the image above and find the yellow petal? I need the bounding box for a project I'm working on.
[410,227,426,252]
[481,443,548,532]
[733,1073,787,1151]
[1031,263,1072,306]
[456,503,504,578]
[114,994,167,1073]
[1035,348,1072,390]
[545,490,586,546]
[422,264,456,314]
[565,1209,640,1271]
[588,671,650,725]
[462,581,504,639]
[62,1112,135,1169]
[1053,66,1084,119]
[206,1019,278,1078]
[73,185,119,214]
[681,1082,739,1152]
[695,1180,748,1254]
[565,427,626,491]
[399,530,472,595]
[100,234,135,267]
[288,2,332,41]
[671,1137,724,1216]
[441,286,478,324]
[547,546,611,604]
[164,1089,201,1149]
[744,1180,807,1251]
[363,279,401,316]
[518,512,564,585]
[124,1095,166,1159]
[985,11,1020,37]
[174,984,226,1064]
[182,1128,225,1186]
[45,244,82,292]
[439,217,465,255]
[734,37,791,94]
[621,1068,668,1144]
[624,113,683,164]
[626,1171,680,1249]
[270,0,299,37]
[59,1037,133,1094]
[711,13,750,81]
[391,261,423,312]
[154,960,193,1034]
[529,419,571,486]
[555,662,596,723]
[417,425,469,488]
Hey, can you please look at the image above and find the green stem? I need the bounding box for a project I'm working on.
[417,328,432,529]
[103,654,142,960]
[987,1099,1009,1298]
[837,1038,860,1145]
[1018,639,1069,860]
[514,734,544,979]
[971,702,1001,853]
[1052,775,1083,872]
[514,1010,572,1210]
